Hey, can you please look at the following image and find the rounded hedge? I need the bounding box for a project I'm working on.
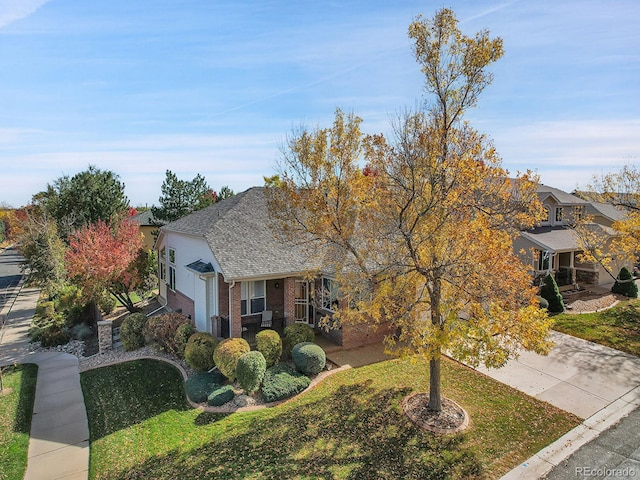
[612,267,638,298]
[213,337,250,381]
[292,342,326,376]
[282,323,315,357]
[120,312,147,351]
[185,332,220,372]
[185,371,225,403]
[236,351,267,394]
[207,385,235,407]
[174,323,196,358]
[255,329,282,367]
[262,364,311,403]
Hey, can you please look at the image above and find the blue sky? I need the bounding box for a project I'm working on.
[1,0,639,208]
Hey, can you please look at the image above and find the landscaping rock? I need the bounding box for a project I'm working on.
[232,394,257,408]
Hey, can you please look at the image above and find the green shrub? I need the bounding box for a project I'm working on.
[185,332,219,372]
[536,295,549,310]
[236,351,266,394]
[282,323,315,357]
[120,312,147,351]
[34,301,55,320]
[185,371,225,403]
[292,342,326,376]
[54,284,89,328]
[612,267,638,298]
[29,314,69,347]
[143,312,191,355]
[255,329,282,367]
[540,274,565,313]
[174,323,196,358]
[261,364,311,403]
[213,338,250,381]
[207,385,235,407]
[70,323,93,341]
[97,291,117,315]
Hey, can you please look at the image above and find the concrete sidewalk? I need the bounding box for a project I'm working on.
[477,330,640,419]
[0,286,89,480]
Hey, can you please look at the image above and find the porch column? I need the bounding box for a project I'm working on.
[230,281,243,338]
[570,252,576,285]
[283,277,296,326]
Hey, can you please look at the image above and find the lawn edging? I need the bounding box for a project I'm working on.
[82,354,352,413]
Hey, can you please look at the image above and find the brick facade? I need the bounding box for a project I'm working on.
[230,282,242,338]
[167,288,195,323]
[217,273,229,318]
[283,277,296,326]
[341,322,392,349]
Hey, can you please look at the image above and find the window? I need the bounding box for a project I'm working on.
[573,205,584,222]
[542,206,550,223]
[321,277,339,312]
[241,280,265,315]
[159,248,166,281]
[168,248,176,290]
[537,250,550,271]
[555,207,564,223]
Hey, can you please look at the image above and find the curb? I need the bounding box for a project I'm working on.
[499,385,640,479]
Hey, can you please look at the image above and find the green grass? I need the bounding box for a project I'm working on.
[553,299,640,356]
[81,358,580,480]
[0,364,38,480]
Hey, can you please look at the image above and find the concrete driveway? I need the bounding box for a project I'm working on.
[476,330,640,419]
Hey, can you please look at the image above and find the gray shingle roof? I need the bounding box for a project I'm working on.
[522,224,616,252]
[162,187,316,281]
[537,184,588,205]
[587,202,627,222]
[131,210,156,226]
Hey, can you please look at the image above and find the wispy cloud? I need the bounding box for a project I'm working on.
[0,0,51,29]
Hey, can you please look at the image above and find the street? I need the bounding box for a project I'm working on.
[0,246,25,312]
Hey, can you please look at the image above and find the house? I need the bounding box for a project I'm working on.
[130,210,157,250]
[155,187,389,348]
[514,184,629,290]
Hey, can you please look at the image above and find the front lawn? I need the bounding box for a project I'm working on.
[553,299,640,356]
[81,358,580,479]
[0,364,38,480]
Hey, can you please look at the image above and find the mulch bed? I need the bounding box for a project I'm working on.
[402,392,469,434]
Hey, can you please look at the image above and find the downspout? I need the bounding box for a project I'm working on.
[147,293,168,317]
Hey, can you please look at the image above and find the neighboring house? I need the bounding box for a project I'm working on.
[155,187,389,349]
[131,210,157,250]
[514,184,629,289]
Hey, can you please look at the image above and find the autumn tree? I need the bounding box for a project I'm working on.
[66,217,152,313]
[267,9,551,413]
[17,207,67,294]
[569,164,639,291]
[34,165,129,239]
[151,170,232,225]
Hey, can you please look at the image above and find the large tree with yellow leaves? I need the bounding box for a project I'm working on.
[267,9,551,412]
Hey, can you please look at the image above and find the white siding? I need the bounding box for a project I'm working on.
[162,232,221,330]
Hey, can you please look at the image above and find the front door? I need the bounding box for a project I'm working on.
[294,280,314,326]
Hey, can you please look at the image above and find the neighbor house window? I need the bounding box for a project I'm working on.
[168,248,176,290]
[555,207,564,222]
[542,206,550,223]
[573,205,584,222]
[159,247,166,281]
[241,280,265,315]
[321,277,339,312]
[537,250,550,271]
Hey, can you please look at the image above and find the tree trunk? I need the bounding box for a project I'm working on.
[428,356,442,411]
[428,273,444,412]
